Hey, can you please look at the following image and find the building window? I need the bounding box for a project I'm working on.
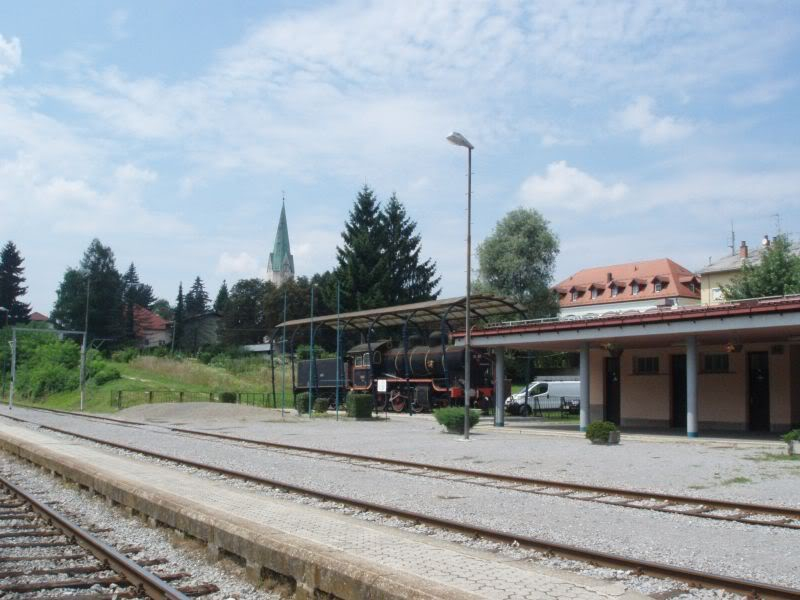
[634,356,659,374]
[688,282,697,293]
[571,290,578,302]
[654,281,663,292]
[591,288,599,299]
[610,285,618,297]
[631,282,640,296]
[703,353,730,374]
[711,287,724,302]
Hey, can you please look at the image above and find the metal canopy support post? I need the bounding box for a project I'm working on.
[579,342,590,432]
[308,285,315,416]
[463,144,473,440]
[8,328,16,409]
[686,335,698,438]
[494,348,505,427]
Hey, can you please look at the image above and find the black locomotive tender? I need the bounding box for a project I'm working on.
[295,332,494,413]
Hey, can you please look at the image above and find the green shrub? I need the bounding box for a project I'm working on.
[433,407,480,433]
[782,429,800,443]
[313,397,330,413]
[346,393,373,419]
[219,391,237,404]
[112,348,138,363]
[93,367,121,386]
[17,363,79,398]
[585,421,618,443]
[295,392,311,415]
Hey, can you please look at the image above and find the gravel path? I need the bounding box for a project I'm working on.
[0,452,282,600]
[2,405,797,593]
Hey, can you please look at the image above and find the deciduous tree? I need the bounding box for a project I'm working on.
[723,235,800,300]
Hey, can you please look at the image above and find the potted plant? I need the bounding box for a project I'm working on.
[586,421,620,445]
[782,429,800,456]
[434,407,481,434]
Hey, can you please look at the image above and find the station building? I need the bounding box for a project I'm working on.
[465,295,800,436]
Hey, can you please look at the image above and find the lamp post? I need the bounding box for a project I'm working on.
[446,131,474,441]
[0,307,8,403]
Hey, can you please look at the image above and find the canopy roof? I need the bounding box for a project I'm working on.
[274,294,525,333]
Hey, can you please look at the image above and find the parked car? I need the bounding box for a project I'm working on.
[505,380,580,416]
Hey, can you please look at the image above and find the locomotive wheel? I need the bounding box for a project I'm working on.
[411,398,424,413]
[390,390,407,412]
[437,397,449,409]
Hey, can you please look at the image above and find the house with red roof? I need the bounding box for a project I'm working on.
[553,258,701,318]
[132,305,172,348]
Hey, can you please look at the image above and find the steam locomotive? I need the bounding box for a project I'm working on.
[295,333,494,412]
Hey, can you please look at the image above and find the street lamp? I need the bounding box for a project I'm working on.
[446,131,474,440]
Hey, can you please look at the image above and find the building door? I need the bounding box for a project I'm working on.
[671,354,687,428]
[604,357,621,425]
[747,352,770,431]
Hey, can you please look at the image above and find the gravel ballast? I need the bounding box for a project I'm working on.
[3,404,798,595]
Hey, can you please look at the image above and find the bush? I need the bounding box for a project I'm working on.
[585,421,618,443]
[782,429,800,443]
[17,363,79,398]
[92,367,121,386]
[313,397,330,413]
[346,393,373,419]
[112,348,138,363]
[433,407,480,433]
[295,392,310,415]
[219,391,237,404]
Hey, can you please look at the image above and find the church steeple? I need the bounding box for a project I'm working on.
[267,198,295,286]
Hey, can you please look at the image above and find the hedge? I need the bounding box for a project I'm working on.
[219,391,237,404]
[346,393,373,419]
[295,392,311,415]
[433,407,480,434]
[585,420,618,443]
[314,397,330,414]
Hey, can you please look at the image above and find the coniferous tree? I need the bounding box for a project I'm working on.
[381,194,440,304]
[172,283,185,351]
[0,241,32,325]
[335,185,389,311]
[51,239,124,338]
[221,279,271,345]
[184,276,210,316]
[121,263,155,309]
[214,280,230,313]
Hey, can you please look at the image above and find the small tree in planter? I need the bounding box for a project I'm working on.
[586,421,620,445]
[295,392,310,415]
[434,407,480,434]
[313,397,330,414]
[782,429,800,456]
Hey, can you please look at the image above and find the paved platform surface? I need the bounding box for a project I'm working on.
[0,421,644,600]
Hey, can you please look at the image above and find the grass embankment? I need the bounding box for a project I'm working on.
[13,356,293,414]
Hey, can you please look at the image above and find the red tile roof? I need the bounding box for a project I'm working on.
[553,258,700,308]
[133,305,170,333]
[30,312,49,322]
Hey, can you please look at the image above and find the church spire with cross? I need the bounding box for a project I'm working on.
[267,197,295,286]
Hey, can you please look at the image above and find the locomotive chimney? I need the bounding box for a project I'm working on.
[739,241,748,258]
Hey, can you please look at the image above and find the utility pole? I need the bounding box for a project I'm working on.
[281,289,287,419]
[308,285,315,416]
[80,278,91,412]
[8,328,16,409]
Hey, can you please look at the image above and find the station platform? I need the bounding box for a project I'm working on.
[0,421,643,600]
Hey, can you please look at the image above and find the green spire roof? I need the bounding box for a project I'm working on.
[268,200,294,277]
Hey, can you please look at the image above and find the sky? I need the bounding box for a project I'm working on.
[1,1,799,315]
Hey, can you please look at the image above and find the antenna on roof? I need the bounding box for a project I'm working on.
[728,221,736,256]
[772,213,782,235]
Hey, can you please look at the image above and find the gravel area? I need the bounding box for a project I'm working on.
[2,406,797,594]
[0,452,282,600]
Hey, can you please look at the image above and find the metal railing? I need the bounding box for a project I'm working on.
[110,389,280,410]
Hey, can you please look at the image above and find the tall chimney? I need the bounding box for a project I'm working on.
[762,235,770,247]
[739,241,748,258]
[607,272,612,283]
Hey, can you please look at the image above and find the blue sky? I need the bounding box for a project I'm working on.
[1,1,799,315]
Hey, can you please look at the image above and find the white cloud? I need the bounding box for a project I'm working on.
[730,79,795,107]
[109,9,129,40]
[217,251,259,275]
[617,96,694,145]
[0,34,21,79]
[519,161,628,211]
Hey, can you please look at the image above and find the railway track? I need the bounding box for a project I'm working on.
[17,405,800,531]
[0,471,218,599]
[2,408,799,599]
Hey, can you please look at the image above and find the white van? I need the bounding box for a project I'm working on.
[505,380,580,417]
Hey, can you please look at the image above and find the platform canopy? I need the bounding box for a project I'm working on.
[274,294,525,333]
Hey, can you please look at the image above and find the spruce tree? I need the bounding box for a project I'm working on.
[214,280,230,313]
[51,239,124,338]
[0,241,31,325]
[185,276,210,316]
[122,263,155,309]
[172,283,185,351]
[381,194,440,304]
[335,185,389,311]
